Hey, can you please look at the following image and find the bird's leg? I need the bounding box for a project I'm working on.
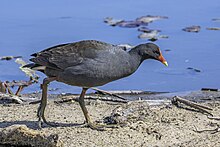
[78,88,92,123]
[78,88,118,130]
[78,88,103,130]
[37,77,56,128]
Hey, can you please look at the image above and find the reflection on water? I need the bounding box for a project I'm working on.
[0,0,220,93]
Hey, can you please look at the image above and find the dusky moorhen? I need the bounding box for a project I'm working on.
[26,40,168,130]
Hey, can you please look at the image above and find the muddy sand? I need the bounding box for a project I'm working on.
[0,91,220,147]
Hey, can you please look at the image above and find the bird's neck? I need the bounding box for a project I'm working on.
[126,48,143,74]
[128,47,144,64]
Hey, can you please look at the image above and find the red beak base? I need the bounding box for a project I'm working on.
[158,54,168,66]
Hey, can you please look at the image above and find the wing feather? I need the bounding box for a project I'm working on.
[30,40,118,70]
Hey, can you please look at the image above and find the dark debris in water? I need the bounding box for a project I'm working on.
[138,31,169,41]
[115,21,144,28]
[104,17,148,28]
[104,17,124,26]
[212,18,220,22]
[104,15,168,41]
[148,38,158,42]
[59,16,72,19]
[164,49,171,52]
[104,15,168,28]
[138,30,159,39]
[0,56,22,61]
[48,88,60,92]
[138,27,161,33]
[138,27,161,41]
[136,15,168,23]
[206,27,220,30]
[182,25,201,33]
[187,67,201,73]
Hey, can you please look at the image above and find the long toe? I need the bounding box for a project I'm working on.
[88,122,106,131]
[37,108,56,128]
[37,116,58,128]
[41,114,58,127]
[86,122,119,131]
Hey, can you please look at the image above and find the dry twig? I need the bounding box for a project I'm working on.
[91,87,127,100]
[0,81,6,93]
[172,96,213,116]
[194,125,220,134]
[0,93,23,104]
[55,95,128,104]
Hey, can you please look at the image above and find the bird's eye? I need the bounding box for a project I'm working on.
[154,50,160,55]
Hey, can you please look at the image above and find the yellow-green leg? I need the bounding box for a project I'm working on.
[37,77,56,128]
[78,88,118,130]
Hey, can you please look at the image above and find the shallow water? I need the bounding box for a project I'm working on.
[0,0,220,94]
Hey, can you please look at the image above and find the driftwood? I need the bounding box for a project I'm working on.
[1,58,39,95]
[0,93,23,104]
[1,79,38,96]
[172,96,220,134]
[2,58,40,95]
[0,93,40,104]
[3,82,13,95]
[55,95,128,104]
[91,87,127,100]
[171,96,213,116]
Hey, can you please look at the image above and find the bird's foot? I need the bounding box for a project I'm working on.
[37,116,58,129]
[37,105,57,129]
[81,121,119,131]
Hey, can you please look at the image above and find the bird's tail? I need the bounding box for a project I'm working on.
[23,63,46,72]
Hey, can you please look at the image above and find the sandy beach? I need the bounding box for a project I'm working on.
[0,91,220,147]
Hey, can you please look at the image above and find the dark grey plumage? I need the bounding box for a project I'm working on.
[29,40,165,87]
[26,40,167,130]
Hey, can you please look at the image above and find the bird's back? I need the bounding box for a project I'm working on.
[31,40,125,70]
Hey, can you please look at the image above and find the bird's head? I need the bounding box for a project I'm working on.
[137,43,168,66]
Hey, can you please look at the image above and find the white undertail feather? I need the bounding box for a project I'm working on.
[32,66,46,71]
